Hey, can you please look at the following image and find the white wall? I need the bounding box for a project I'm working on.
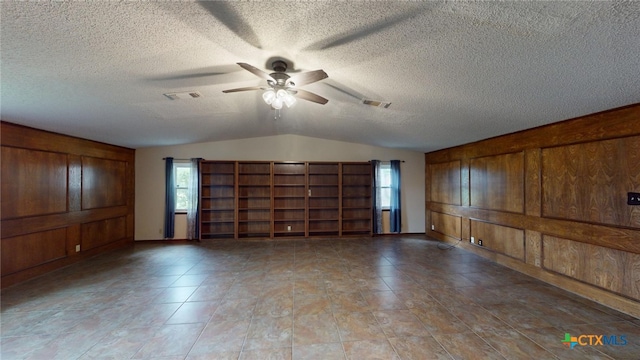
[135,134,425,240]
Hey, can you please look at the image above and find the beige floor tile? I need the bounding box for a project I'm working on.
[239,347,292,360]
[243,316,293,351]
[388,336,452,360]
[480,328,557,359]
[342,339,400,360]
[188,319,250,355]
[330,292,371,313]
[293,313,341,345]
[447,305,512,333]
[293,342,346,359]
[131,323,205,359]
[334,312,386,341]
[432,332,505,360]
[408,303,471,334]
[294,295,332,316]
[362,290,407,310]
[211,297,258,320]
[165,300,220,324]
[374,310,431,338]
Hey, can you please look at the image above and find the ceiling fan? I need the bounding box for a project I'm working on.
[222,60,329,109]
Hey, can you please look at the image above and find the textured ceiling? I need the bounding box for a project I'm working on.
[1,1,639,152]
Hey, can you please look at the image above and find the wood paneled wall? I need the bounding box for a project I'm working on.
[1,122,135,287]
[425,104,640,317]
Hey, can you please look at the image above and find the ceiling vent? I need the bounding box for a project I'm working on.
[163,91,202,100]
[362,99,391,108]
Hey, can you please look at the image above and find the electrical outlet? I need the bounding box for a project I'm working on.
[75,245,81,252]
[287,225,292,231]
[470,236,475,244]
[431,225,435,231]
[628,192,640,205]
[478,239,483,246]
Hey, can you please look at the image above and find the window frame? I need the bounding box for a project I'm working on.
[173,161,191,214]
[379,162,391,210]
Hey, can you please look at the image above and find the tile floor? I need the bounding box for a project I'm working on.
[1,236,639,359]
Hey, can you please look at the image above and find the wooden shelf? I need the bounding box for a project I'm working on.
[341,163,372,236]
[272,162,306,238]
[236,161,272,237]
[307,162,340,237]
[199,161,237,239]
[200,161,371,239]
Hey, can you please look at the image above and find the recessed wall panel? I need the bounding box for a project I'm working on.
[470,220,524,261]
[541,136,640,228]
[431,211,461,240]
[81,216,127,251]
[1,147,67,219]
[543,235,640,300]
[470,152,524,213]
[1,228,67,275]
[82,157,126,209]
[430,161,461,205]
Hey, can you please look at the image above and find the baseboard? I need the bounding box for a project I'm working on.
[374,232,427,237]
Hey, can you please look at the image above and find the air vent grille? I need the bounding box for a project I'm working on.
[362,99,391,108]
[163,91,202,100]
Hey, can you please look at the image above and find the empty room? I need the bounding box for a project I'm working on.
[1,1,639,359]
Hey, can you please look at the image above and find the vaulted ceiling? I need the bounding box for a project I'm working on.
[2,1,639,152]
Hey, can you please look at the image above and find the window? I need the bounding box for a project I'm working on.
[174,162,191,212]
[379,162,391,209]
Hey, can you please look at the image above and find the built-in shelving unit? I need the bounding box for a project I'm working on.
[200,161,236,239]
[308,162,340,236]
[199,160,371,239]
[341,163,373,236]
[273,162,307,237]
[237,161,272,238]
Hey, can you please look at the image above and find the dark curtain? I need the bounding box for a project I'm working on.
[164,157,175,239]
[371,160,383,234]
[390,160,402,233]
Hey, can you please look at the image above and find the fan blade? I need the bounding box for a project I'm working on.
[237,63,276,82]
[294,89,329,105]
[222,86,265,93]
[289,70,328,87]
[198,2,262,49]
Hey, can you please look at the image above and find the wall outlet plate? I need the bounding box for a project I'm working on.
[431,225,435,231]
[470,237,475,244]
[628,192,640,205]
[75,245,81,252]
[478,239,483,246]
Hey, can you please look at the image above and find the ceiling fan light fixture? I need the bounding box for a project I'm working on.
[262,89,276,105]
[283,93,296,108]
[272,97,284,109]
[276,89,288,98]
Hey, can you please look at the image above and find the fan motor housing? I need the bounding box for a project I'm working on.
[272,60,288,72]
[270,72,291,86]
